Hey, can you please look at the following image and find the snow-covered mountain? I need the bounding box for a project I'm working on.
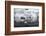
[14,8,39,23]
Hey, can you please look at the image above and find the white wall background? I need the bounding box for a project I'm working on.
[0,0,46,36]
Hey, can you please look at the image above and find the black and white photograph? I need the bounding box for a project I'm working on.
[5,1,45,34]
[14,8,39,27]
[11,5,42,31]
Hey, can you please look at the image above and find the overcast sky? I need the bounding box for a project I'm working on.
[14,8,39,14]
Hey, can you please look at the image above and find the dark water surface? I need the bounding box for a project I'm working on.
[14,21,39,27]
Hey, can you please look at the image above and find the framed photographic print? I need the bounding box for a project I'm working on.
[5,1,45,35]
